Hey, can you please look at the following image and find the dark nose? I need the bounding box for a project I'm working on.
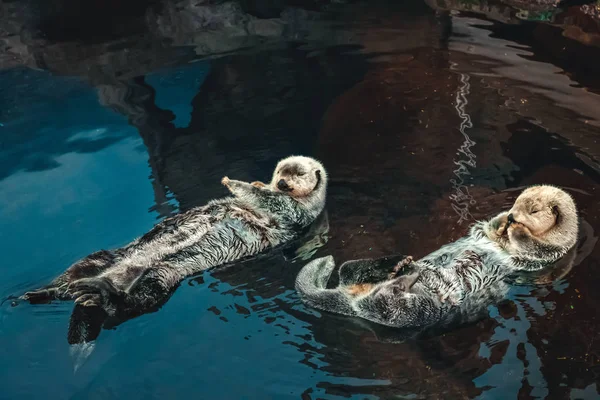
[507,213,515,224]
[277,179,290,191]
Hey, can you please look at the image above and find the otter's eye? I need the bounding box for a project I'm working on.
[298,172,306,176]
[531,210,540,215]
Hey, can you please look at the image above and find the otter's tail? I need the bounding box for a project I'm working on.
[295,256,356,317]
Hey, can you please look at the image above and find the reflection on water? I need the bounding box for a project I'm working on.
[449,65,477,224]
[1,0,600,398]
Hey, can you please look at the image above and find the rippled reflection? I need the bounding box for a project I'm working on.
[449,66,477,224]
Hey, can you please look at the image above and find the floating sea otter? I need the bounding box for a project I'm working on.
[295,185,579,329]
[20,156,328,342]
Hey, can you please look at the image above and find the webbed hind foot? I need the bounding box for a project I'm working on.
[21,287,60,304]
[338,254,412,286]
[68,277,125,316]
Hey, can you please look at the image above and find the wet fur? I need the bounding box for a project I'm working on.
[22,156,327,341]
[295,185,579,329]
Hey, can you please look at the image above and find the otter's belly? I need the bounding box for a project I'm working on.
[101,202,290,282]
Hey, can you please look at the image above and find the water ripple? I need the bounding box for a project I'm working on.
[449,65,477,224]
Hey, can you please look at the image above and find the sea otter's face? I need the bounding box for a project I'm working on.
[271,156,325,198]
[505,186,567,237]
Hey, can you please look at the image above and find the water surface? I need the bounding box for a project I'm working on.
[1,1,600,398]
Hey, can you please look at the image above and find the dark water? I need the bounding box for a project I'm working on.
[1,0,600,398]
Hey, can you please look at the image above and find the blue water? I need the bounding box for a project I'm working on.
[2,1,600,399]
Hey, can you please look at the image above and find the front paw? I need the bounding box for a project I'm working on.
[490,213,509,237]
[388,255,414,279]
[496,221,508,237]
[221,176,231,187]
[251,181,266,188]
[508,223,531,241]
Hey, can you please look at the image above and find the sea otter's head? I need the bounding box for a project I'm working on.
[270,156,328,214]
[271,156,327,197]
[504,185,579,257]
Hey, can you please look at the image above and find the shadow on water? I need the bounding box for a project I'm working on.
[1,0,600,398]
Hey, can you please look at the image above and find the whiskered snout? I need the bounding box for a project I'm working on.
[277,179,292,192]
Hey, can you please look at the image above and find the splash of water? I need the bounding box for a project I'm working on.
[449,68,477,224]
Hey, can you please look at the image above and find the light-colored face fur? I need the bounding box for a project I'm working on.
[269,156,327,200]
[500,185,579,257]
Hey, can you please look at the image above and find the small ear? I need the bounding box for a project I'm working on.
[312,169,322,191]
[552,205,560,222]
